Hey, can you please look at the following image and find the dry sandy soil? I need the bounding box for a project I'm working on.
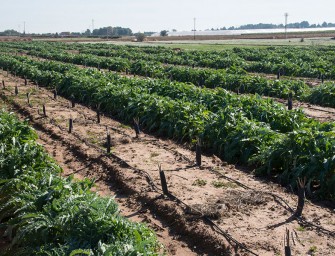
[0,36,32,42]
[0,71,334,256]
[268,97,335,123]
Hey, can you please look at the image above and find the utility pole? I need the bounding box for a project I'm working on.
[193,17,196,40]
[23,21,26,36]
[284,13,288,39]
[91,19,94,35]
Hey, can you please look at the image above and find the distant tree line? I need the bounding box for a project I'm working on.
[90,26,132,37]
[0,30,21,36]
[0,26,133,37]
[209,21,335,31]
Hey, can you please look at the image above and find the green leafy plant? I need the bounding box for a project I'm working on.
[192,179,207,187]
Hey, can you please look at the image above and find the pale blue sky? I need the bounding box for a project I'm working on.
[1,0,334,33]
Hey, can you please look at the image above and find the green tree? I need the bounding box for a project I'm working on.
[135,33,146,42]
[160,30,168,36]
[83,29,91,36]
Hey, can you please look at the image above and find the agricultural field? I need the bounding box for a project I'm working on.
[0,41,334,255]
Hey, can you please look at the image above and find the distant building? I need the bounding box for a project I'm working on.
[59,32,71,37]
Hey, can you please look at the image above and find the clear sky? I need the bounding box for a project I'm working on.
[1,0,334,33]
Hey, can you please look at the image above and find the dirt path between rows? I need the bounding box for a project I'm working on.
[269,97,335,122]
[1,72,335,255]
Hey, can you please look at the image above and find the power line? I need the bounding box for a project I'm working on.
[284,13,289,39]
[193,17,196,40]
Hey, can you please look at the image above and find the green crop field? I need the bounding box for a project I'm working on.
[1,39,335,256]
[0,41,334,201]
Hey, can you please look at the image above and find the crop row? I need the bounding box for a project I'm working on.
[55,42,335,79]
[1,54,334,200]
[22,45,335,108]
[0,110,160,255]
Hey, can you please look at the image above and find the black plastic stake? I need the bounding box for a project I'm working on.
[288,98,293,110]
[24,77,27,86]
[321,74,324,83]
[199,77,205,87]
[277,70,281,79]
[97,109,101,124]
[53,89,57,100]
[106,130,111,154]
[2,80,5,89]
[71,99,75,108]
[26,93,30,104]
[295,177,306,217]
[42,104,46,117]
[196,138,202,166]
[69,118,73,133]
[133,117,140,138]
[126,68,129,75]
[284,229,292,256]
[240,85,245,94]
[15,85,18,95]
[159,165,169,195]
[288,92,293,110]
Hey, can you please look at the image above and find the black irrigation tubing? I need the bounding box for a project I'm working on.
[208,167,295,212]
[304,106,335,115]
[165,192,259,256]
[296,216,335,237]
[275,98,335,115]
[208,167,335,237]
